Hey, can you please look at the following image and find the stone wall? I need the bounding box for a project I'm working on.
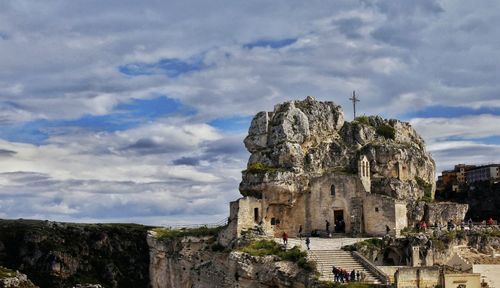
[364,194,403,236]
[305,174,363,235]
[394,267,440,288]
[473,265,500,288]
[442,273,480,288]
[395,203,408,236]
[232,197,263,237]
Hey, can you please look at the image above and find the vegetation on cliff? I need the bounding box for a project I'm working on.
[239,239,315,271]
[0,219,151,288]
[0,266,15,278]
[415,176,433,202]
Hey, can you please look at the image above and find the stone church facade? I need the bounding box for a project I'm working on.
[228,155,407,238]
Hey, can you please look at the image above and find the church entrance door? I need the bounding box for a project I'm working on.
[334,210,345,233]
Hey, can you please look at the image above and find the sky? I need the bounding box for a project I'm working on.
[0,0,499,225]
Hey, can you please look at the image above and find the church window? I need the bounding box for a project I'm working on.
[254,208,259,222]
[330,184,336,196]
[375,207,379,212]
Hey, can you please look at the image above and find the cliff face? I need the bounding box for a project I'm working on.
[241,96,436,202]
[148,232,313,288]
[0,219,315,288]
[0,219,150,288]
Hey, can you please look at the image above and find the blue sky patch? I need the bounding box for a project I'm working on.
[0,120,50,145]
[243,38,297,49]
[209,116,252,132]
[119,58,205,77]
[401,105,500,119]
[0,96,194,145]
[115,96,195,119]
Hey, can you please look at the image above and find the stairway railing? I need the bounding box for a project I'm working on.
[352,251,389,285]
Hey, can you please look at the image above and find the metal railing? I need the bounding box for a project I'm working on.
[161,218,228,229]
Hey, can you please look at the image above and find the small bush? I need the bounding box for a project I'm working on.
[416,176,433,202]
[354,116,370,125]
[243,162,286,174]
[246,162,267,173]
[376,124,395,140]
[0,266,15,278]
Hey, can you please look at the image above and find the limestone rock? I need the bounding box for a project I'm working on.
[241,96,436,205]
[148,233,314,288]
[425,202,469,226]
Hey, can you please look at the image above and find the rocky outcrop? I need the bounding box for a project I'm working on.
[0,219,150,288]
[0,267,38,288]
[349,228,500,267]
[235,97,471,238]
[241,96,436,203]
[148,232,313,288]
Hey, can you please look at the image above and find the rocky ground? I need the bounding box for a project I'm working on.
[457,247,500,264]
[0,266,38,288]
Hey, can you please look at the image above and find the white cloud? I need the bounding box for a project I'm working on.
[0,0,499,223]
[410,114,500,142]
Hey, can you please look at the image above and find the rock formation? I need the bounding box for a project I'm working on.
[233,96,467,238]
[0,267,38,288]
[147,232,314,288]
[242,96,435,202]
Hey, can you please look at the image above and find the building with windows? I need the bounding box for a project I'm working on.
[437,164,476,192]
[466,164,500,183]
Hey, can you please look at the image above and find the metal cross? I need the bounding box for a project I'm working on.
[349,91,360,119]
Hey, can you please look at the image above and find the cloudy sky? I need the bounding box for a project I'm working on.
[0,0,499,225]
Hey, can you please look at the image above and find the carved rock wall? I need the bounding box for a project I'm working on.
[148,233,313,288]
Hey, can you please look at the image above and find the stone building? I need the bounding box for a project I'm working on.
[466,164,500,183]
[222,97,467,241]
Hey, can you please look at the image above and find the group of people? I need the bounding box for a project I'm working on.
[331,266,365,283]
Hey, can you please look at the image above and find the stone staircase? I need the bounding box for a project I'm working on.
[308,250,383,284]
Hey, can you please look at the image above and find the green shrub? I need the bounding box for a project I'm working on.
[153,226,224,240]
[401,226,418,236]
[354,116,370,125]
[415,176,433,202]
[376,124,396,140]
[0,266,15,278]
[246,162,267,173]
[243,162,286,174]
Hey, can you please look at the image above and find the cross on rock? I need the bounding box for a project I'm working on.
[349,91,360,119]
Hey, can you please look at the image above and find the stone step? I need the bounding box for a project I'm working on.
[308,250,383,284]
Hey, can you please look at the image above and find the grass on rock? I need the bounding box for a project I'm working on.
[0,266,16,278]
[239,239,315,271]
